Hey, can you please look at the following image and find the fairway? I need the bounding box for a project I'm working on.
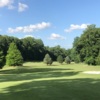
[0,62,100,100]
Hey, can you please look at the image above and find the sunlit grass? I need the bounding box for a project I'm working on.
[0,62,100,100]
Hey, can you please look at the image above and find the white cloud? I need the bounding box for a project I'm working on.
[18,2,28,12]
[64,24,89,32]
[0,0,14,9]
[49,33,65,40]
[7,22,51,33]
[0,1,28,11]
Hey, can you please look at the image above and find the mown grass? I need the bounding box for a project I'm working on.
[0,62,100,100]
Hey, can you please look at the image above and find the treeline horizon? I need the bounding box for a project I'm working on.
[0,35,69,62]
[0,24,100,66]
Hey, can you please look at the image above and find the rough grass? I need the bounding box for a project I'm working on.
[0,62,100,100]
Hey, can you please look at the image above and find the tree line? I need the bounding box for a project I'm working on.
[0,24,100,68]
[0,35,70,68]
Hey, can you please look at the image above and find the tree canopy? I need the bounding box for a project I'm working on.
[72,24,100,65]
[0,50,4,69]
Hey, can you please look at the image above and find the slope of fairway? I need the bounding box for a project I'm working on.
[0,62,100,100]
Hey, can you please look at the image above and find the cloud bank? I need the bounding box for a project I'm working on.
[65,24,89,32]
[0,0,28,12]
[7,22,51,33]
[0,0,14,9]
[0,0,13,7]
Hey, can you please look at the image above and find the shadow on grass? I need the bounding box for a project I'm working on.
[0,67,80,82]
[0,67,72,74]
[0,78,100,100]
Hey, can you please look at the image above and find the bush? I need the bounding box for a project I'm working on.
[57,55,63,64]
[65,56,71,64]
[43,54,53,65]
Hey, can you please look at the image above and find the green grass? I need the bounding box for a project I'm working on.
[0,62,100,100]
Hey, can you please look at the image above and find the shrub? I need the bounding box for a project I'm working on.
[65,56,71,64]
[57,55,63,64]
[43,54,53,65]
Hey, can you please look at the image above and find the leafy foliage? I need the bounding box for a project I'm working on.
[1,25,100,66]
[0,50,4,69]
[74,55,80,63]
[46,45,68,61]
[96,52,100,65]
[21,37,45,61]
[43,54,53,65]
[70,37,80,62]
[85,56,95,65]
[6,43,23,66]
[57,55,64,64]
[65,56,71,64]
[0,35,68,64]
[73,24,100,65]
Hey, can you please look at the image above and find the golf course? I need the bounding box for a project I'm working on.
[0,62,100,100]
[0,0,100,100]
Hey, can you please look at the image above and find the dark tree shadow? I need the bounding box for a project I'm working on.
[0,67,73,74]
[0,67,79,82]
[0,78,100,100]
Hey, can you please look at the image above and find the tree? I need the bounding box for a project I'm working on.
[85,56,95,65]
[0,35,11,56]
[57,55,63,64]
[6,43,23,66]
[75,24,100,65]
[96,52,100,65]
[65,56,71,64]
[73,37,80,48]
[43,54,53,65]
[0,50,4,69]
[21,37,45,61]
[70,37,80,62]
[46,45,68,61]
[74,55,80,63]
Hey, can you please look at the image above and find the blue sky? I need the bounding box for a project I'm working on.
[0,0,100,49]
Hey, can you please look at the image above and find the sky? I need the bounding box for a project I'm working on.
[0,0,100,49]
